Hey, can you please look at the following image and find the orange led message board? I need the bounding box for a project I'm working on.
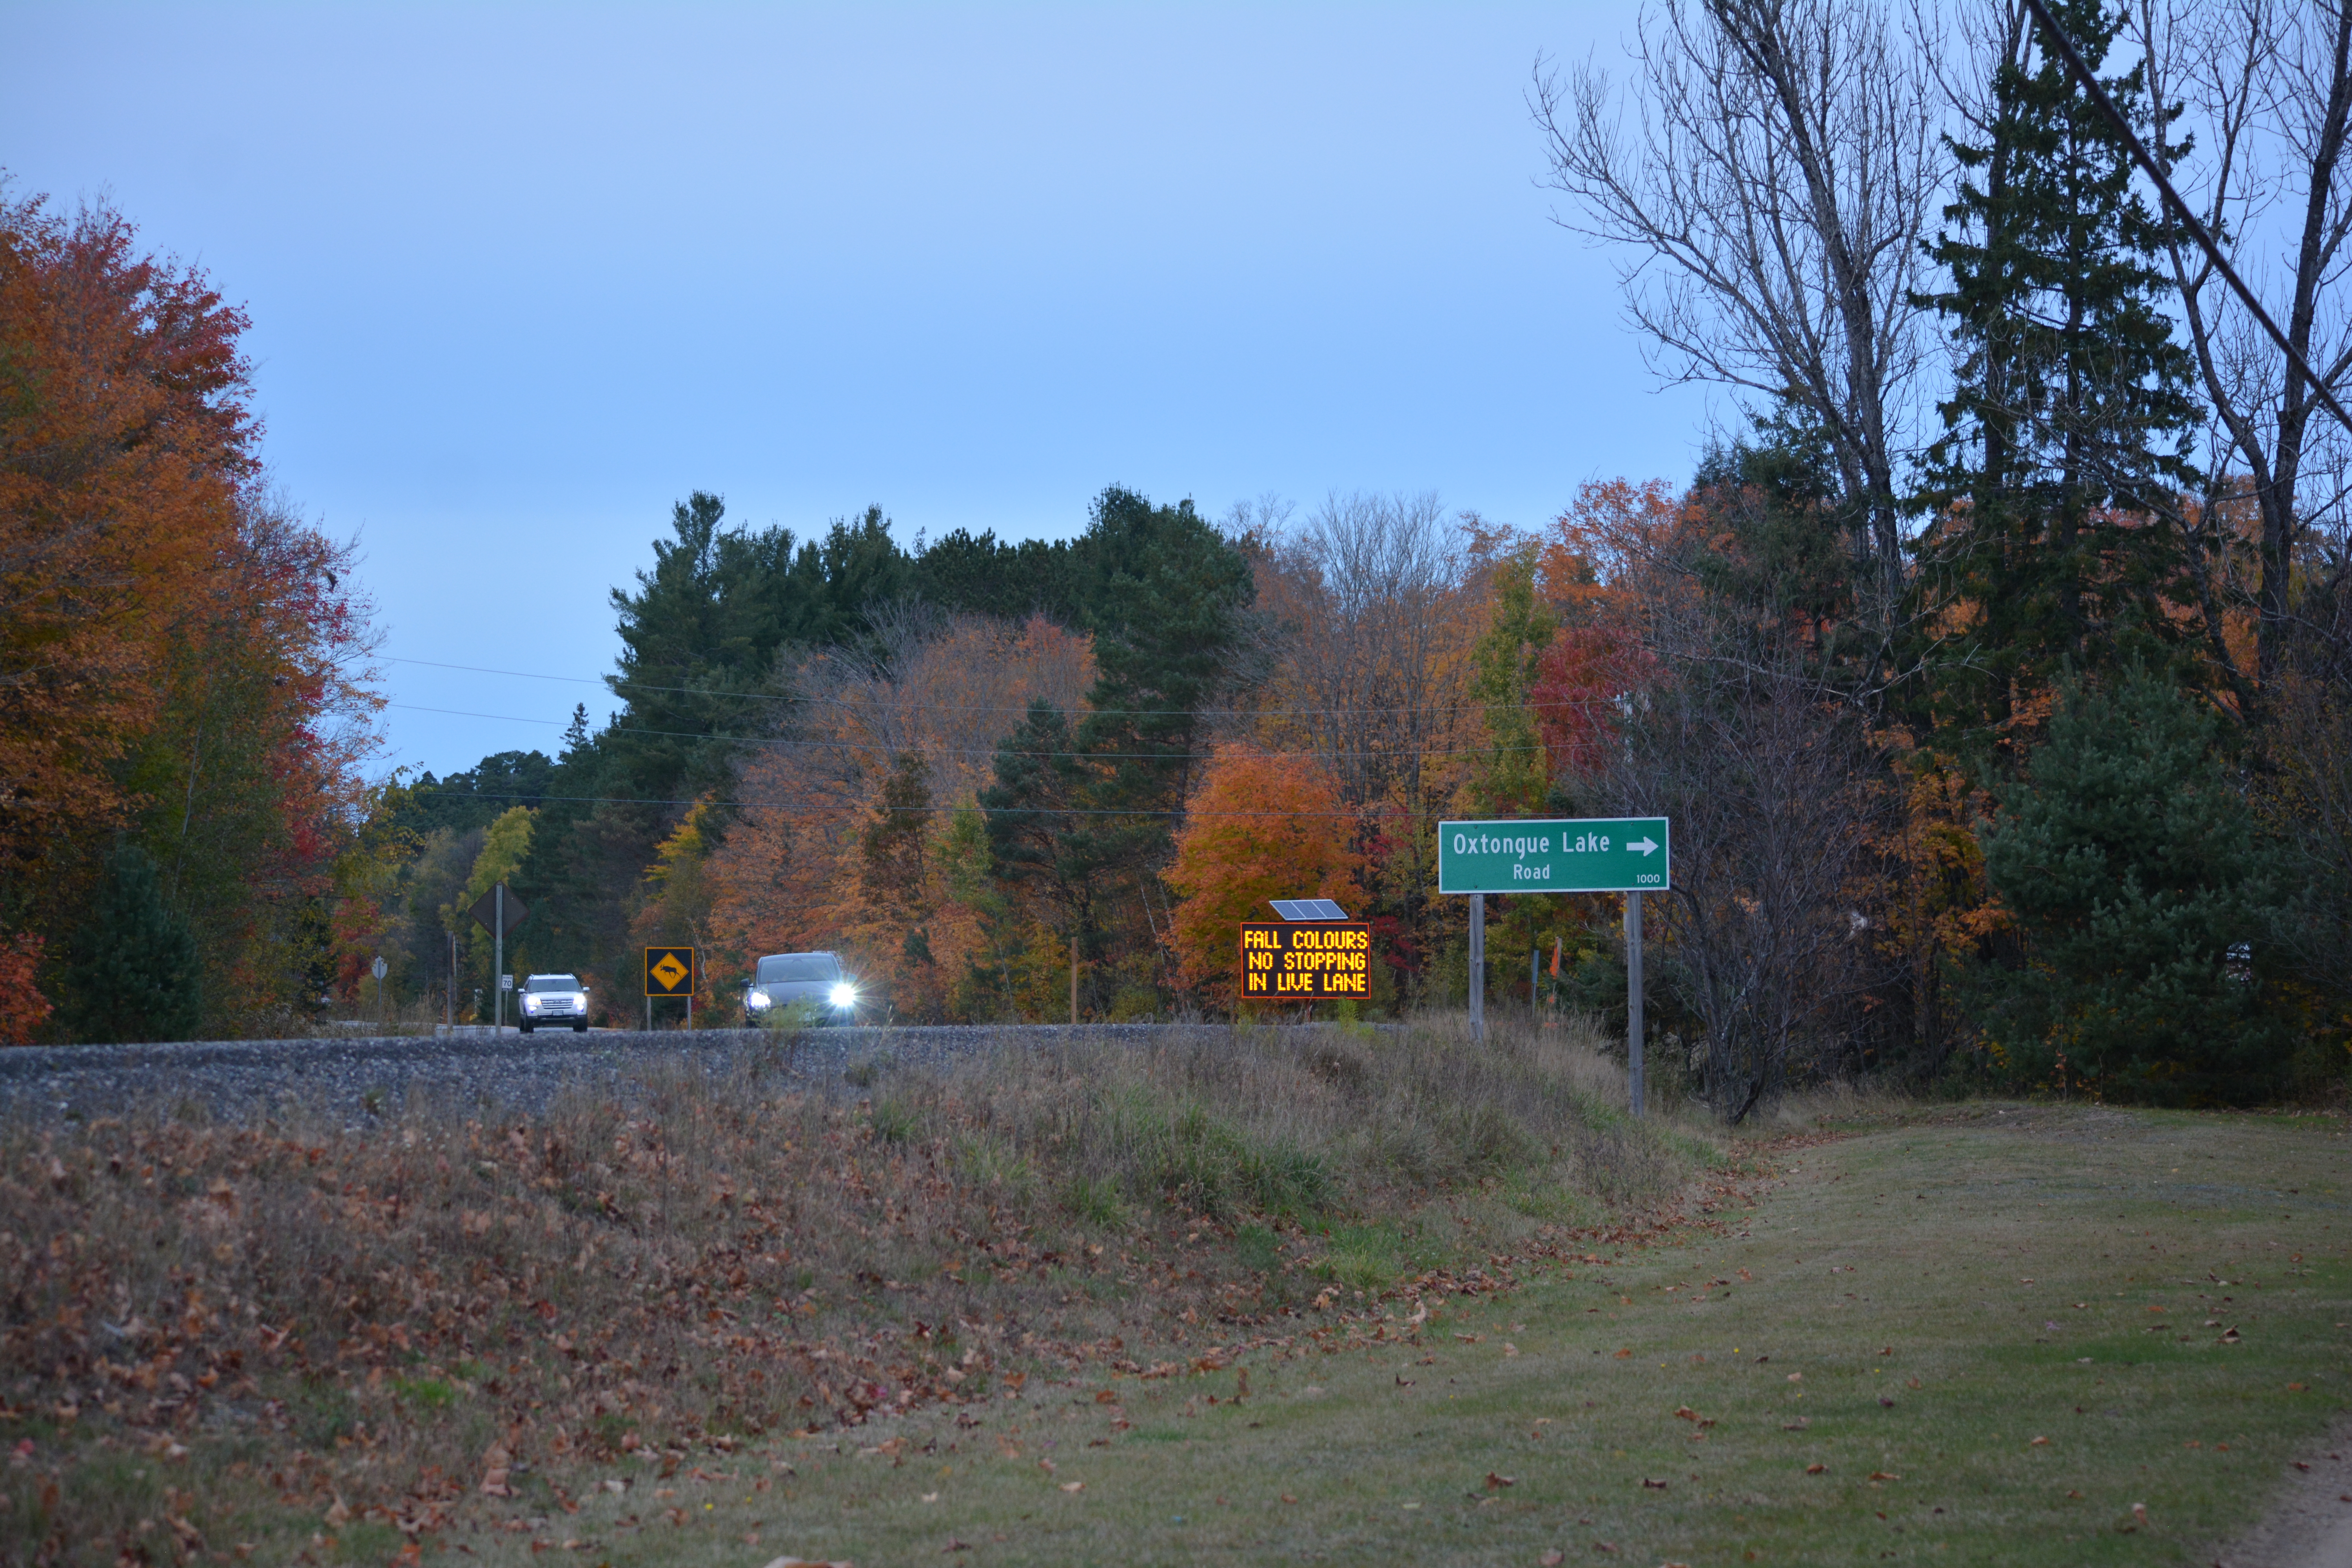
[1238,922,1372,999]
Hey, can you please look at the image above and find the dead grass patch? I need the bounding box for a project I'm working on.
[0,1014,1717,1564]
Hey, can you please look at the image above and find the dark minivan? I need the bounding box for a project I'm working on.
[743,951,857,1025]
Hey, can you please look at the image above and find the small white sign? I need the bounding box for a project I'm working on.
[371,955,388,980]
[500,974,514,990]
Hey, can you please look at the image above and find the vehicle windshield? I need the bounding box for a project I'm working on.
[525,975,581,993]
[755,954,839,985]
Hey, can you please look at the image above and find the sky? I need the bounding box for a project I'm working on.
[4,2,1715,779]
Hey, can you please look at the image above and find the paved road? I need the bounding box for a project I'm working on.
[0,1023,1236,1125]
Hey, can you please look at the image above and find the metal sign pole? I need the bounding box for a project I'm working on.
[1468,893,1485,1044]
[493,884,504,1035]
[1627,891,1644,1119]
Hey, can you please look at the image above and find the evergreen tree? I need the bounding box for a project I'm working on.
[64,845,203,1043]
[1065,486,1254,878]
[1913,0,2203,744]
[978,488,1254,1007]
[1688,407,1871,677]
[1466,551,1559,817]
[979,699,1100,937]
[1968,667,2288,1102]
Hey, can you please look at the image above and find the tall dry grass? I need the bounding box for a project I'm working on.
[0,1014,1717,1564]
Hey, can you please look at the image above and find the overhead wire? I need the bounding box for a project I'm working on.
[383,653,1625,719]
[385,702,1567,760]
[390,786,1387,820]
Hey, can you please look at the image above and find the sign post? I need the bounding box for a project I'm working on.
[468,883,529,1033]
[1467,895,1485,1043]
[643,946,695,1030]
[1439,817,1671,1116]
[371,953,388,1032]
[1627,889,1645,1118]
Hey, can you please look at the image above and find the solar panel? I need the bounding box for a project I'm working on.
[1269,898,1351,921]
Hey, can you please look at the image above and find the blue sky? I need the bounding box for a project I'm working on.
[5,2,1713,778]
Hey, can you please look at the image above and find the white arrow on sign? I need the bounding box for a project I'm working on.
[1629,837,1660,857]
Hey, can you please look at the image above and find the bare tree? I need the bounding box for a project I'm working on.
[1535,0,1940,613]
[1606,627,1890,1122]
[2136,0,2352,688]
[1254,492,1478,817]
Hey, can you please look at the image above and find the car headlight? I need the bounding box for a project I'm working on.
[747,989,771,1009]
[829,984,856,1009]
[523,996,541,1011]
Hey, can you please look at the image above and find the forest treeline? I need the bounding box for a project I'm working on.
[4,0,2348,1117]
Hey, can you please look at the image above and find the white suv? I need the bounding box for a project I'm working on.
[519,973,590,1034]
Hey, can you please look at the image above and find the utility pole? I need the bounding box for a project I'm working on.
[1069,933,1079,1026]
[493,883,504,1034]
[1468,893,1485,1044]
[1627,891,1645,1119]
[446,931,455,1029]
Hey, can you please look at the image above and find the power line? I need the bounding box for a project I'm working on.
[387,702,1565,760]
[384,654,1621,719]
[396,786,1402,820]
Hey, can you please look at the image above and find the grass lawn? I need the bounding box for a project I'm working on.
[447,1102,2349,1567]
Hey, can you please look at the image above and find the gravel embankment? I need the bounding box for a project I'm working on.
[0,1023,1243,1125]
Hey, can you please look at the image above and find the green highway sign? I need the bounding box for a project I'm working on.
[1438,817,1671,894]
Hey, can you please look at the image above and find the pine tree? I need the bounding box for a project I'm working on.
[1913,0,2203,743]
[63,845,203,1043]
[1968,667,2288,1102]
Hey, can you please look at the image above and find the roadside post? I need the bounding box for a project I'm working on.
[1467,894,1485,1042]
[468,883,529,1034]
[644,946,695,1030]
[1438,817,1670,1117]
[372,954,388,1032]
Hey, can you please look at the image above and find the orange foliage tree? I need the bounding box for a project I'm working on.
[1164,747,1363,1007]
[706,612,1093,1021]
[0,194,254,913]
[2,194,383,1037]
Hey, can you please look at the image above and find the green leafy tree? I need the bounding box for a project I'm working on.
[1912,0,2204,742]
[450,806,534,1008]
[1465,550,1559,817]
[63,846,203,1042]
[1969,668,2289,1102]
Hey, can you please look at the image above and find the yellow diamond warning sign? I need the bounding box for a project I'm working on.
[644,946,694,997]
[1238,922,1372,1000]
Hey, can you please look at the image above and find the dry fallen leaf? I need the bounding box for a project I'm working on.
[1868,1470,1901,1481]
[1805,1464,1826,1475]
[1541,1552,1565,1567]
[1059,1481,1084,1494]
[323,1496,350,1528]
[1485,1473,1515,1489]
